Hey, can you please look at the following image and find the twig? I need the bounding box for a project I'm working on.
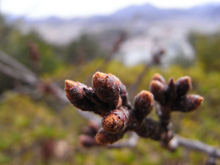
[171,135,220,158]
[107,132,139,149]
[0,63,38,84]
[0,50,37,77]
[0,50,100,123]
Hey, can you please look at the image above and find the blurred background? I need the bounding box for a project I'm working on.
[0,0,220,164]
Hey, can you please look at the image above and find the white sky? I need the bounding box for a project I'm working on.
[1,0,220,19]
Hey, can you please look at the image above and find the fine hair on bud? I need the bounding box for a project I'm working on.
[95,128,124,145]
[134,90,154,121]
[152,73,166,84]
[150,80,165,103]
[102,109,129,134]
[176,76,192,97]
[92,72,121,109]
[172,95,204,112]
[65,80,96,111]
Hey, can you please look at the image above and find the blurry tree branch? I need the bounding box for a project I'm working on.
[172,135,220,159]
[129,48,165,97]
[0,49,100,123]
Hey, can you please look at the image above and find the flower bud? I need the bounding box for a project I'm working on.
[176,76,191,97]
[95,128,124,144]
[83,87,109,114]
[65,80,96,111]
[108,73,131,107]
[92,72,121,109]
[152,73,166,84]
[134,90,154,121]
[172,95,204,112]
[150,80,165,104]
[165,78,176,101]
[102,109,129,134]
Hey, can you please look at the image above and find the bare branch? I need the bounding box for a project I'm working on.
[107,132,139,149]
[0,50,37,77]
[0,63,38,84]
[171,135,220,159]
[0,50,100,123]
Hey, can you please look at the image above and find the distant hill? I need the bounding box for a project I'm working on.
[18,2,220,66]
[20,2,220,43]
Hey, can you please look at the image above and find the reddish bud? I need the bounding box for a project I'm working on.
[102,109,129,134]
[150,80,165,103]
[134,90,154,121]
[165,78,176,101]
[92,72,121,109]
[95,128,124,145]
[172,95,204,112]
[65,80,96,111]
[152,73,166,84]
[176,76,191,97]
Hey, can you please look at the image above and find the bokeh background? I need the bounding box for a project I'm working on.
[0,0,220,164]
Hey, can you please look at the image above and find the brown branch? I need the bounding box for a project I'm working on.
[0,50,37,77]
[129,48,165,97]
[0,50,100,123]
[0,63,38,85]
[171,135,220,159]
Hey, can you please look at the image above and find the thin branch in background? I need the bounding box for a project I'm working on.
[172,135,220,159]
[129,48,165,97]
[0,50,99,122]
[0,50,37,78]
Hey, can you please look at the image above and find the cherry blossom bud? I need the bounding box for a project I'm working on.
[65,80,95,110]
[92,72,121,109]
[102,109,129,134]
[150,80,165,103]
[95,128,124,144]
[134,90,154,121]
[176,76,191,97]
[172,95,204,112]
[152,73,166,84]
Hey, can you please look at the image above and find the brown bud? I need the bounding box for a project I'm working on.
[65,80,96,112]
[134,90,154,121]
[102,109,129,134]
[152,73,166,84]
[95,128,124,145]
[83,87,109,113]
[176,76,191,97]
[109,73,131,108]
[165,78,176,101]
[172,95,204,112]
[79,135,97,147]
[92,72,121,109]
[150,80,165,103]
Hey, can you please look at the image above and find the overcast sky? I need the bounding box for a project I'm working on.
[1,0,220,19]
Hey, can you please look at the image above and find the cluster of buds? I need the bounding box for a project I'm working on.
[65,71,203,147]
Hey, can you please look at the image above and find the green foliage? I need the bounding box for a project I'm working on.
[189,33,220,72]
[63,34,106,64]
